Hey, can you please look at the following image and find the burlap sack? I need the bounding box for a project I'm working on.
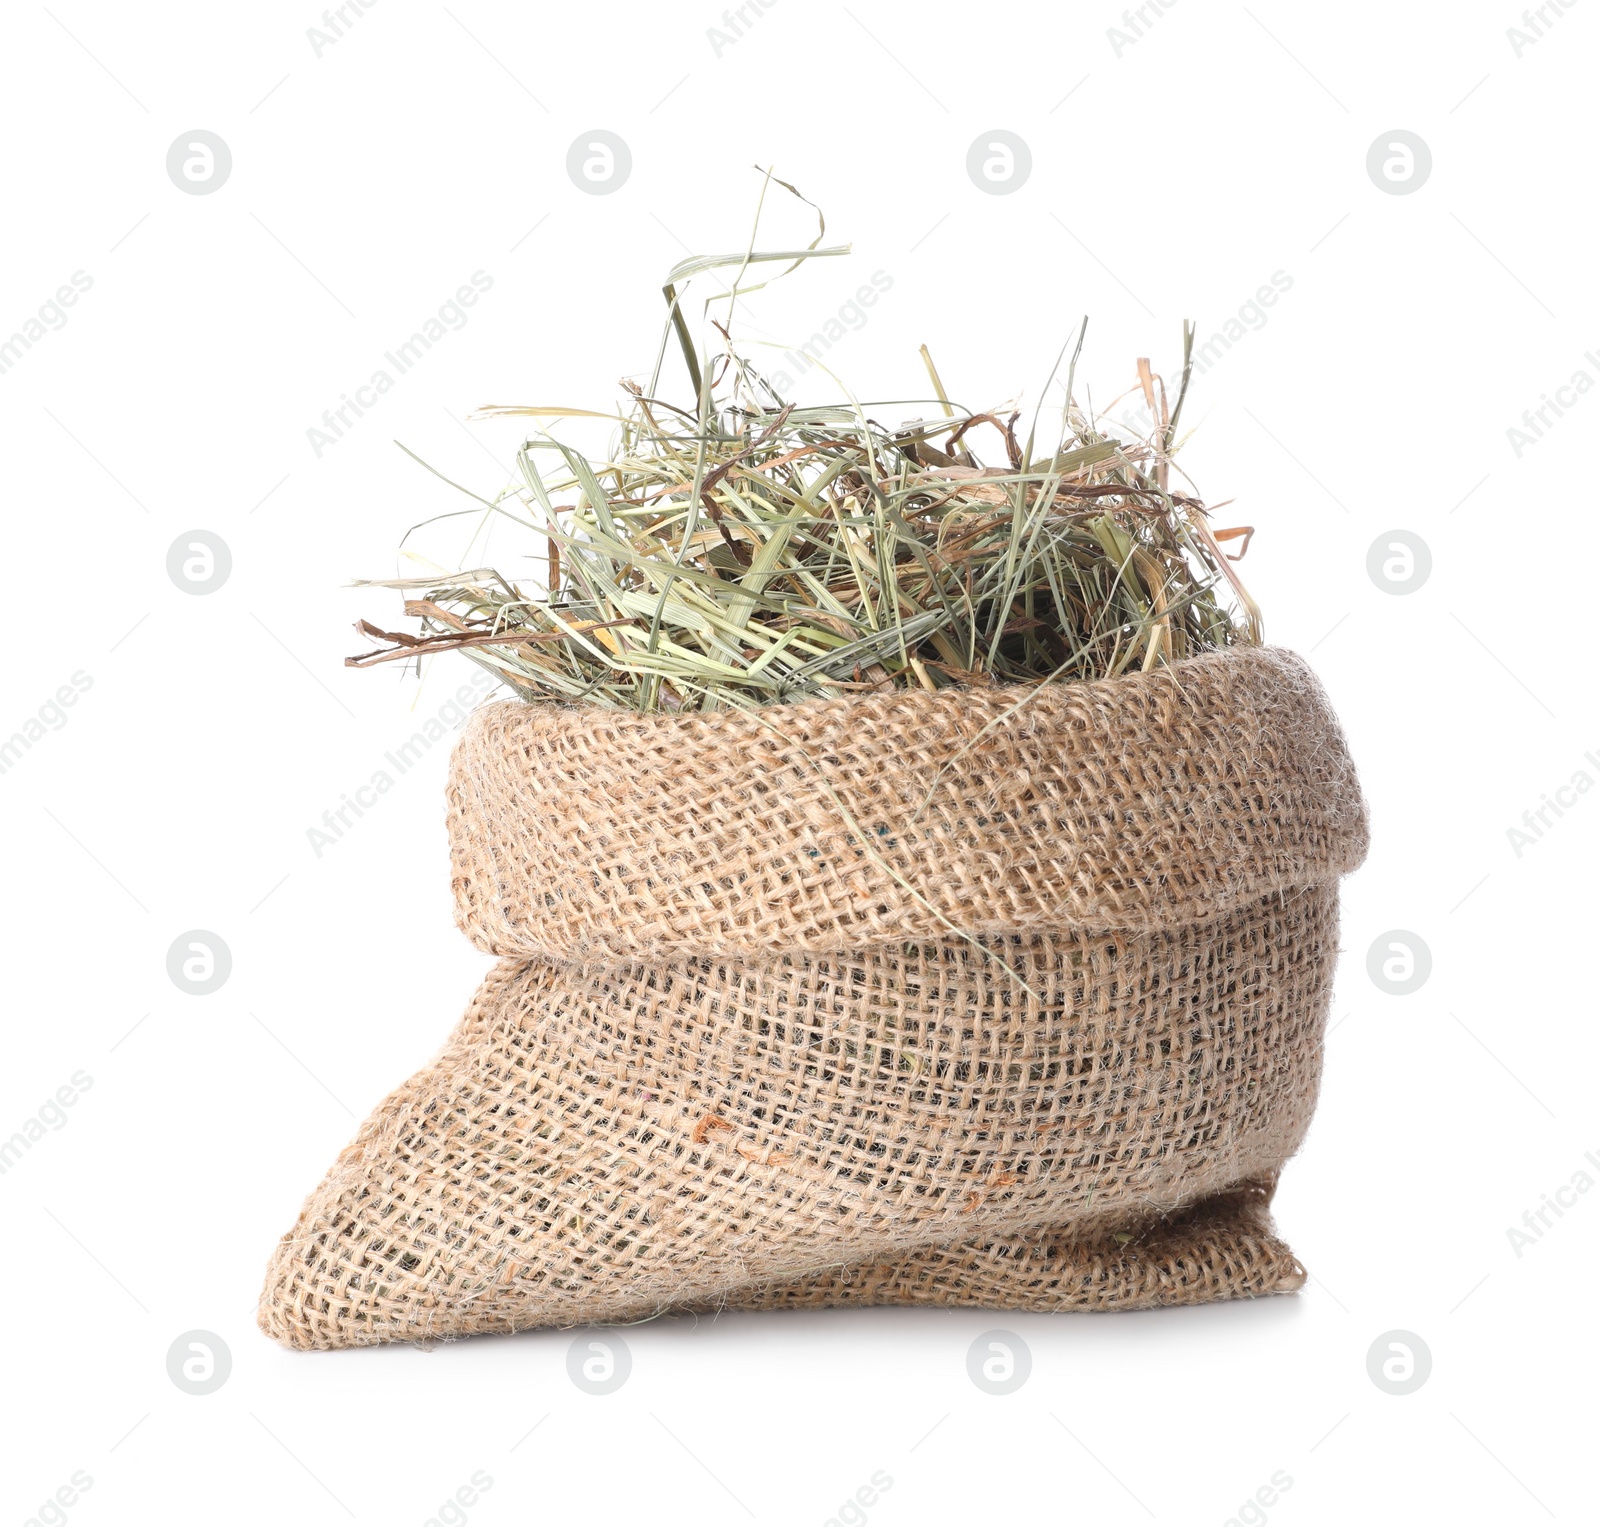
[259,646,1367,1349]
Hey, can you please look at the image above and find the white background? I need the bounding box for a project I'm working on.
[2,1,1595,1523]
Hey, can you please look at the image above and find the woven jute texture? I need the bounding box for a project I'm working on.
[259,647,1367,1349]
[690,1180,1304,1314]
[446,644,1365,963]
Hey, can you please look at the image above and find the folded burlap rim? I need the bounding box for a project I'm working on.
[447,644,1369,964]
